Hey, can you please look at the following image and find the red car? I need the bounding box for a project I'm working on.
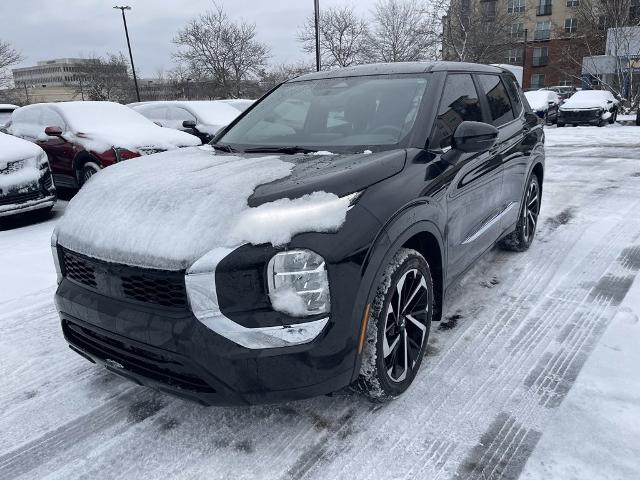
[7,102,201,188]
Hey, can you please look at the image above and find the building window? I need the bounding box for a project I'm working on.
[511,22,525,38]
[506,48,523,64]
[631,0,640,19]
[566,0,579,5]
[559,78,573,86]
[564,18,578,33]
[537,0,552,15]
[508,0,526,13]
[534,20,552,40]
[598,15,608,30]
[481,0,497,19]
[531,74,545,88]
[532,47,549,66]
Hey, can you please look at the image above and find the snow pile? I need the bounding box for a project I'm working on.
[269,286,309,317]
[560,90,616,110]
[544,125,640,148]
[524,91,558,112]
[10,102,201,153]
[0,132,44,192]
[57,148,351,270]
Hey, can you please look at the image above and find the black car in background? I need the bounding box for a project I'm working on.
[52,62,544,405]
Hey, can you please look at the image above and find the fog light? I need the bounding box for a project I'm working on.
[267,250,330,316]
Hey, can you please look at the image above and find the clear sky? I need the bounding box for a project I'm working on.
[6,0,371,77]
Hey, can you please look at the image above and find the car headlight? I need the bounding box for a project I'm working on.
[267,249,330,316]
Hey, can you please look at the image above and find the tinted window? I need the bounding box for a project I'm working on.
[502,75,523,117]
[41,108,65,130]
[433,74,483,149]
[478,75,515,126]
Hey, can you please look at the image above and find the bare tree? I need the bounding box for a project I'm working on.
[440,0,518,63]
[259,62,315,90]
[173,2,269,97]
[71,53,134,103]
[367,0,441,62]
[0,40,22,88]
[297,6,369,68]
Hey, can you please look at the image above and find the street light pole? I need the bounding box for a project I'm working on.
[114,5,141,102]
[314,0,321,72]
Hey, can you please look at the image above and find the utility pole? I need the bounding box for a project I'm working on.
[22,81,29,104]
[314,0,321,72]
[522,28,528,88]
[114,5,141,102]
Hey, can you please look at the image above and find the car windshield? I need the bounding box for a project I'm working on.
[0,111,12,125]
[217,74,429,153]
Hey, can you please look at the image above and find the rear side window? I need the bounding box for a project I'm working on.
[433,74,483,149]
[478,75,515,126]
[502,75,523,117]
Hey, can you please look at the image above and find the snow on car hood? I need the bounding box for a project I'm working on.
[560,91,614,111]
[525,91,555,111]
[68,125,201,154]
[0,132,44,192]
[56,146,352,270]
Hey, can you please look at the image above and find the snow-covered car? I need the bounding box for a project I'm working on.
[0,103,19,131]
[7,102,201,189]
[558,90,619,127]
[52,62,544,405]
[219,98,255,112]
[0,132,56,217]
[130,100,250,143]
[525,90,560,124]
[544,85,576,102]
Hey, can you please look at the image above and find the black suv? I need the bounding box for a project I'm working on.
[52,62,544,405]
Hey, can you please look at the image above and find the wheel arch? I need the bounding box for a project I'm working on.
[73,152,102,185]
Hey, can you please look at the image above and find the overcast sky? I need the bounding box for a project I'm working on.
[5,0,371,77]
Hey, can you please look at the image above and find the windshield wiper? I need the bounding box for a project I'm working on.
[212,143,236,153]
[242,146,318,155]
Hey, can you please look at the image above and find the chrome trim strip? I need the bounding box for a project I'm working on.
[0,196,56,217]
[186,248,328,349]
[462,202,518,245]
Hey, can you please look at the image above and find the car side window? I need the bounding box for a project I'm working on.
[502,75,523,117]
[41,108,66,131]
[432,74,483,149]
[10,107,43,140]
[168,107,197,129]
[478,75,515,127]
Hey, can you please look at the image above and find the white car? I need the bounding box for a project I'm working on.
[558,90,619,127]
[130,100,252,143]
[525,90,561,124]
[0,132,56,217]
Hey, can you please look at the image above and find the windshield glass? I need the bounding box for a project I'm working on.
[218,74,429,153]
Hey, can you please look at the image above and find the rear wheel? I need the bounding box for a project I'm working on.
[356,248,433,401]
[499,174,541,252]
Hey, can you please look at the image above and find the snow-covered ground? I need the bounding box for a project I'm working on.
[1,125,639,479]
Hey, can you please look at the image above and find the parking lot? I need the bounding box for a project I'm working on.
[1,124,639,479]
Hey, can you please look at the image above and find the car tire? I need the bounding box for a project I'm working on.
[79,162,101,188]
[609,110,616,124]
[499,174,541,252]
[355,248,433,402]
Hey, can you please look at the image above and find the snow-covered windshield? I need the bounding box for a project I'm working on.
[0,111,12,125]
[218,74,429,153]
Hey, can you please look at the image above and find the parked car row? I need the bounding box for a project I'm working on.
[0,99,252,218]
[524,88,620,127]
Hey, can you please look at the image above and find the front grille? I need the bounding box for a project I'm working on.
[62,250,97,288]
[122,274,188,307]
[60,248,188,309]
[43,173,53,190]
[0,190,43,206]
[562,110,598,122]
[63,319,215,393]
[0,160,24,175]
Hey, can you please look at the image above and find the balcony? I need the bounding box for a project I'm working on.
[534,30,551,41]
[532,56,550,66]
[537,4,553,15]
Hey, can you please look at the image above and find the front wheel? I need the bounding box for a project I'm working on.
[79,162,101,188]
[499,174,541,252]
[356,248,433,401]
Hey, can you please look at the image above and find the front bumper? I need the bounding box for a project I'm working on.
[54,268,359,405]
[0,192,56,217]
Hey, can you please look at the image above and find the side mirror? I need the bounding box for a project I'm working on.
[548,101,556,105]
[182,120,197,129]
[451,121,498,154]
[45,126,63,137]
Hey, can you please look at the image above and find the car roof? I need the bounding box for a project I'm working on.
[290,62,507,82]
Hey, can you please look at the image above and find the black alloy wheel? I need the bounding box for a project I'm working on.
[499,174,541,252]
[357,248,433,401]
